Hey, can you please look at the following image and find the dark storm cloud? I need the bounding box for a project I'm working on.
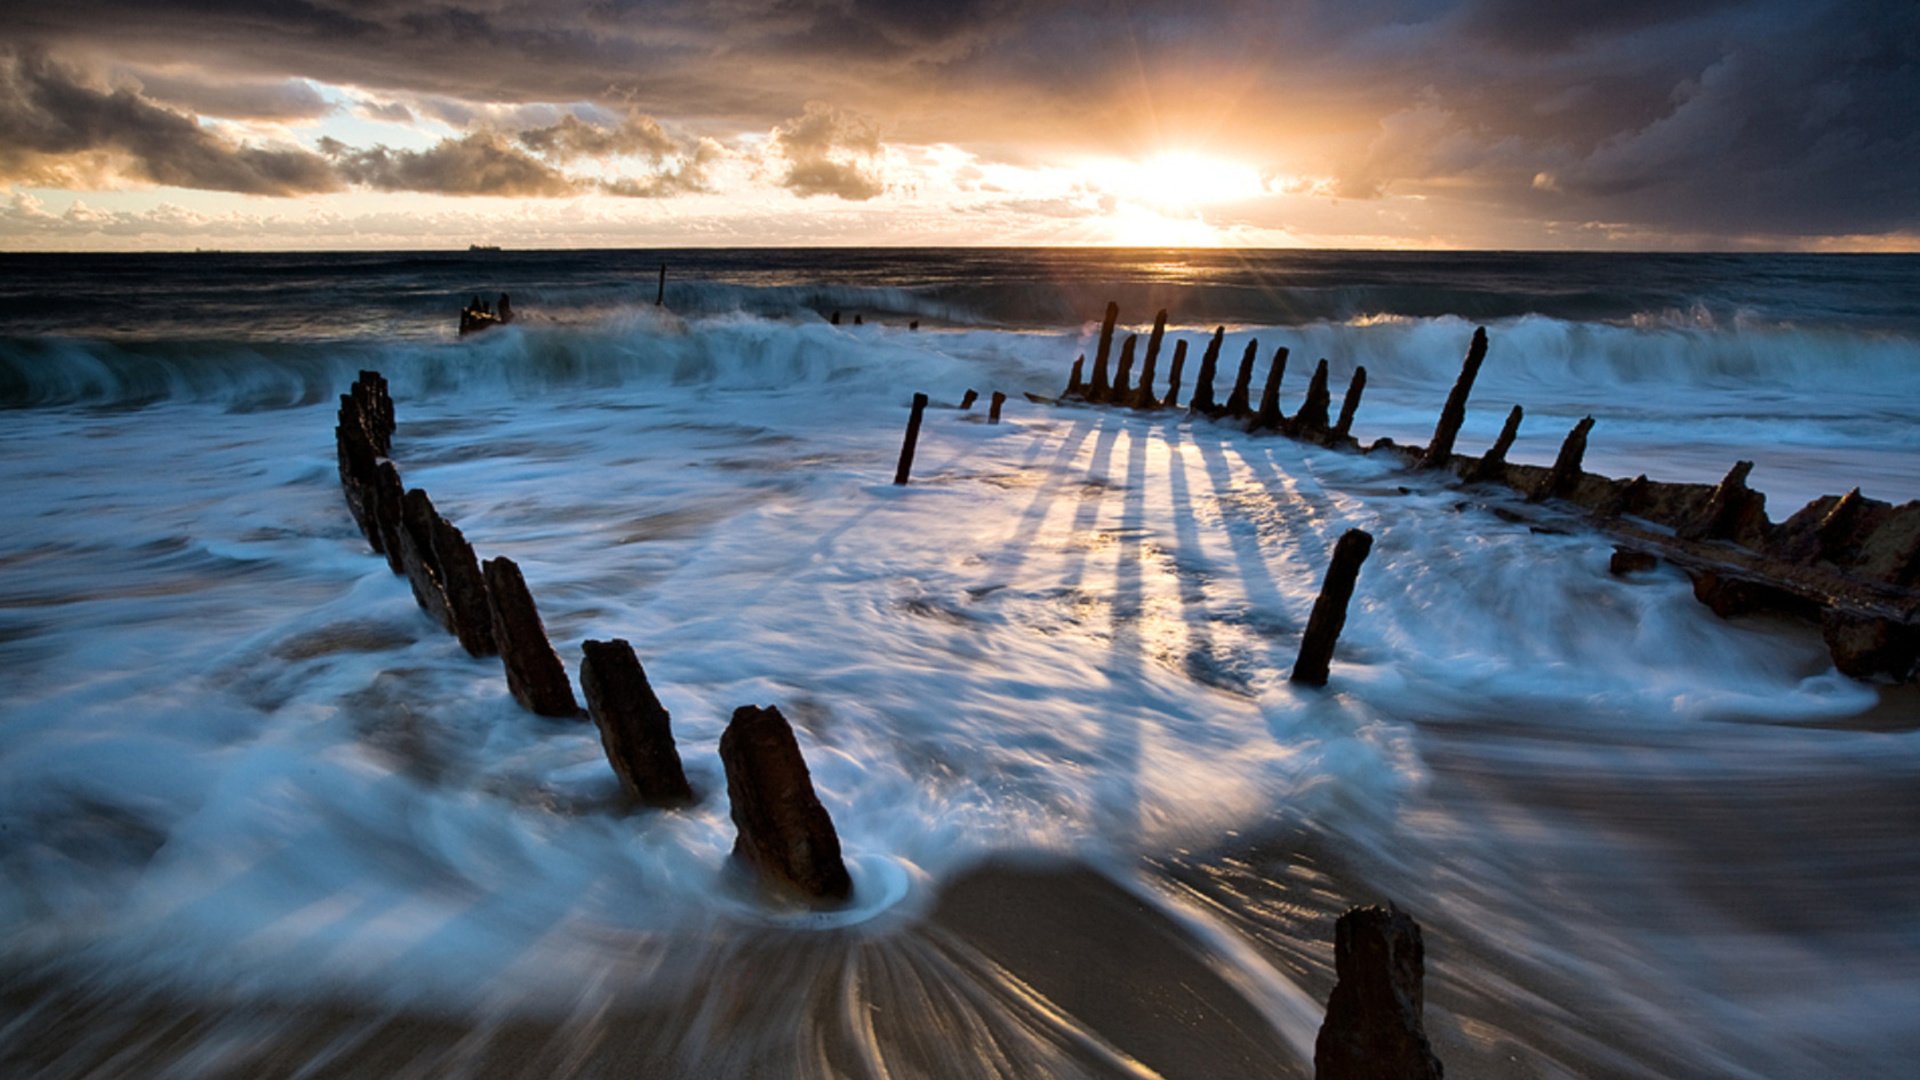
[6,1,1918,238]
[0,49,339,194]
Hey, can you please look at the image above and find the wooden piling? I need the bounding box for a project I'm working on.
[1132,333,1162,408]
[1530,416,1595,502]
[960,389,979,411]
[1679,460,1767,546]
[430,512,496,657]
[1331,366,1368,442]
[656,264,666,306]
[1467,404,1524,483]
[1163,339,1189,408]
[1143,309,1167,385]
[397,488,454,633]
[1418,326,1490,469]
[1112,334,1138,404]
[720,704,853,904]
[989,391,1006,423]
[1064,355,1085,399]
[371,462,406,574]
[1086,301,1119,401]
[580,639,694,807]
[483,556,580,718]
[894,392,929,485]
[1224,339,1259,418]
[1255,346,1290,430]
[1291,528,1374,687]
[1314,905,1444,1080]
[1292,358,1332,437]
[1189,327,1225,415]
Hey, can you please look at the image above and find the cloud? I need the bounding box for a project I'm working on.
[0,48,339,194]
[357,99,415,124]
[320,133,580,197]
[5,1,1917,242]
[124,70,333,121]
[767,103,886,200]
[518,112,677,161]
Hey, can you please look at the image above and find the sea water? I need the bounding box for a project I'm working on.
[1,249,1917,1077]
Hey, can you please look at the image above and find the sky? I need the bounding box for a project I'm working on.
[1,0,1915,251]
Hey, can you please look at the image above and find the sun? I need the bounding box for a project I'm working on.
[1084,150,1267,211]
[1063,150,1267,246]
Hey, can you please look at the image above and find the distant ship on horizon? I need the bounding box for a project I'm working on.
[468,244,502,252]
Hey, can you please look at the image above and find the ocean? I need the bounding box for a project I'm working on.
[2,248,1917,1077]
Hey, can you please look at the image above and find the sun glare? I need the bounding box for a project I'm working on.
[1090,151,1266,210]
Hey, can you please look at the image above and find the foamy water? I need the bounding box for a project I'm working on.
[3,254,1919,1077]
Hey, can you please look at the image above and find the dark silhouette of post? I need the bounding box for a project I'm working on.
[1293,358,1332,437]
[989,391,1006,423]
[1418,326,1489,468]
[1314,905,1445,1080]
[656,264,666,306]
[720,704,852,904]
[1143,309,1167,386]
[483,556,580,718]
[1189,327,1225,415]
[894,392,929,485]
[1331,366,1368,441]
[1112,334,1137,403]
[1530,415,1595,502]
[960,389,979,411]
[1225,338,1259,418]
[580,639,694,807]
[1064,355,1085,399]
[1163,339,1189,408]
[1255,346,1290,430]
[1291,528,1374,687]
[1467,405,1524,483]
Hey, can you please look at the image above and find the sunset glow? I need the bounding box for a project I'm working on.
[1,3,1913,250]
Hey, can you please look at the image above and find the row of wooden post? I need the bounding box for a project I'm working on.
[335,372,852,905]
[1049,304,1920,682]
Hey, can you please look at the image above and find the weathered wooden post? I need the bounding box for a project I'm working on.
[1132,332,1161,408]
[1466,405,1523,483]
[371,462,406,574]
[1331,366,1368,442]
[1291,528,1373,687]
[1292,359,1333,438]
[1112,334,1138,404]
[1418,326,1489,469]
[1064,355,1086,400]
[1255,346,1290,430]
[483,556,580,718]
[656,264,666,306]
[894,392,929,485]
[1163,339,1189,408]
[720,704,853,904]
[430,512,496,657]
[1189,327,1225,415]
[1088,301,1119,401]
[398,488,454,632]
[960,389,979,411]
[1224,339,1259,418]
[1313,905,1445,1080]
[1679,460,1767,545]
[1142,309,1167,385]
[989,391,1007,423]
[580,639,694,807]
[1530,416,1595,502]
